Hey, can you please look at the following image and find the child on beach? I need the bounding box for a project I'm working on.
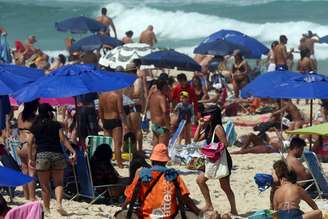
[174,91,195,144]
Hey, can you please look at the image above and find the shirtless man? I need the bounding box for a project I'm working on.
[272,160,322,219]
[271,99,303,130]
[299,31,320,57]
[99,90,127,168]
[274,35,294,71]
[96,8,117,38]
[122,31,133,44]
[23,35,38,61]
[139,25,157,47]
[286,137,312,181]
[149,79,169,146]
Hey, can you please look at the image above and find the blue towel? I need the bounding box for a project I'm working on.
[0,33,12,63]
[139,165,178,183]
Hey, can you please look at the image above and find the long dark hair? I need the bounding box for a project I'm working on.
[203,106,223,143]
[31,110,53,135]
[21,99,39,122]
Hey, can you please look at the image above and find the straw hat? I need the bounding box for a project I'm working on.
[150,144,170,162]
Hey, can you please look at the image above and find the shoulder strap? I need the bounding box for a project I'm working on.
[173,178,187,219]
[143,172,164,201]
[211,125,218,143]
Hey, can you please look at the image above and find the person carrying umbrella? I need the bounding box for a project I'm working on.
[96,7,117,38]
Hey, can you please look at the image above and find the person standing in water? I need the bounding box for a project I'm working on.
[139,25,157,47]
[96,7,117,38]
[274,35,294,71]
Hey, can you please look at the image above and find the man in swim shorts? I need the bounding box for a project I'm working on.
[96,7,117,38]
[274,35,294,71]
[149,79,169,146]
[99,90,127,168]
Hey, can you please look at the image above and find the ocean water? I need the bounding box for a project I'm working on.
[1,0,328,71]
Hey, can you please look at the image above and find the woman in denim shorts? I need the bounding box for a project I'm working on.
[28,103,76,215]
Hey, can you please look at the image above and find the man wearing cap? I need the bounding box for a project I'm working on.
[123,144,200,218]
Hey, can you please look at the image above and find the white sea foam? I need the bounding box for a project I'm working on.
[100,2,328,60]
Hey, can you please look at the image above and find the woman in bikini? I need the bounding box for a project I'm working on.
[231,50,249,98]
[17,99,39,201]
[192,76,207,115]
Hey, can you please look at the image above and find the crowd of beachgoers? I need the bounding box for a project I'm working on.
[1,6,328,219]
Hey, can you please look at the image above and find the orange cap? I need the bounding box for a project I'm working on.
[150,144,170,162]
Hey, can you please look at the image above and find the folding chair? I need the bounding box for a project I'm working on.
[224,120,237,147]
[4,137,21,166]
[303,151,328,199]
[71,136,128,207]
[168,120,186,160]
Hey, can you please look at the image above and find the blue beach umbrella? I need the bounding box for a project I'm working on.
[241,70,300,98]
[71,34,122,52]
[194,39,252,57]
[196,29,269,59]
[0,64,44,95]
[253,73,328,99]
[320,35,328,44]
[55,16,106,34]
[14,64,137,103]
[141,50,201,72]
[0,166,33,187]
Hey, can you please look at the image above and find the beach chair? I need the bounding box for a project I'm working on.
[71,136,128,207]
[303,151,328,198]
[0,145,21,201]
[224,120,237,147]
[168,120,186,160]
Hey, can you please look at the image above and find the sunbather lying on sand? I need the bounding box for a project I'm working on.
[231,132,282,154]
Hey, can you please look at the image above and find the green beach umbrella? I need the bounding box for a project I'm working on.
[287,123,328,136]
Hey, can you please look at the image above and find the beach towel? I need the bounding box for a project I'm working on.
[254,173,273,192]
[5,201,42,219]
[0,33,12,63]
[224,120,237,146]
[248,209,273,219]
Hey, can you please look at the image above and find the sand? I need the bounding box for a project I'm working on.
[2,100,328,218]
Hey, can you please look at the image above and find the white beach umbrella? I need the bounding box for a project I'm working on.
[99,43,157,70]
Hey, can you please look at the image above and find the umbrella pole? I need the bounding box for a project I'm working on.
[74,97,82,149]
[309,99,313,150]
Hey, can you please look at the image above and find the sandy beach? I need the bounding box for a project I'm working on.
[1,101,326,219]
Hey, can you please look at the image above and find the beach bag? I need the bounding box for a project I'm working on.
[254,173,273,192]
[205,149,229,179]
[200,126,225,162]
